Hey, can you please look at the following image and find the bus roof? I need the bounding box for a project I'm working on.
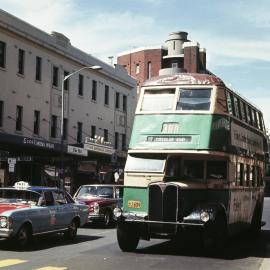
[143,73,225,87]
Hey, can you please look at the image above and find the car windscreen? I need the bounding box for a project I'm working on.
[0,189,40,205]
[76,186,114,199]
[125,155,165,173]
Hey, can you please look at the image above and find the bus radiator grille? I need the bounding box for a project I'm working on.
[149,184,178,222]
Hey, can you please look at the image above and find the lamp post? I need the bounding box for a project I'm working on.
[60,65,102,189]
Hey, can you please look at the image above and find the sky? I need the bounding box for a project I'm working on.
[1,0,270,129]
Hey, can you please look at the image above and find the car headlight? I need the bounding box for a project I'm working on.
[200,211,210,223]
[113,207,122,218]
[0,217,9,228]
[93,202,99,214]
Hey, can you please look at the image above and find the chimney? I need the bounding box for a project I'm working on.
[183,42,200,73]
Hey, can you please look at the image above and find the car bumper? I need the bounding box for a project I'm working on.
[88,213,105,222]
[0,228,13,238]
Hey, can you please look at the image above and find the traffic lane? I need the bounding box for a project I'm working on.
[61,229,270,270]
[0,227,116,269]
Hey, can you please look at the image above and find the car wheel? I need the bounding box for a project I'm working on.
[64,219,78,240]
[16,225,32,248]
[117,222,140,252]
[103,211,112,228]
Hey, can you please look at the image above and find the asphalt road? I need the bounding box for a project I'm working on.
[0,199,270,270]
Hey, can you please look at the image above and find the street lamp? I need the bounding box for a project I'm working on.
[60,65,102,189]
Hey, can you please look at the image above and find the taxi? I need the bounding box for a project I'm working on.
[0,181,88,248]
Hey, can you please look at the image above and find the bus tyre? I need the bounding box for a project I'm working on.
[203,216,227,253]
[117,222,140,252]
[250,205,262,237]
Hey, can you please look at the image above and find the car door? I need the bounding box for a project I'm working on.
[41,191,59,231]
[52,190,74,229]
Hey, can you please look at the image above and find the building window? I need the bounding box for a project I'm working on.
[0,100,3,127]
[92,80,97,101]
[121,133,126,151]
[105,85,109,105]
[77,122,82,143]
[104,129,108,142]
[91,125,96,139]
[18,49,25,75]
[147,61,152,79]
[123,95,127,112]
[78,74,84,96]
[52,66,59,87]
[35,56,42,81]
[115,92,120,109]
[64,71,69,91]
[115,132,119,149]
[172,62,178,68]
[33,110,40,135]
[16,105,23,131]
[135,64,140,74]
[0,41,6,68]
[51,115,57,138]
[63,118,68,140]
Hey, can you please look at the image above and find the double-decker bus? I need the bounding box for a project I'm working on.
[114,73,269,252]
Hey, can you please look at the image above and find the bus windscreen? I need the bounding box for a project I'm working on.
[125,155,165,173]
[177,88,211,110]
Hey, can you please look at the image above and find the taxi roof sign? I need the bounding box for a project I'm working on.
[14,181,30,190]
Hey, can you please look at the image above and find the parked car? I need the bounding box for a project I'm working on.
[73,184,123,227]
[0,181,88,248]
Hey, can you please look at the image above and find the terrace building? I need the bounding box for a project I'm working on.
[0,9,137,192]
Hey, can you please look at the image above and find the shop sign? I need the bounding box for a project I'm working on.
[9,163,15,172]
[8,158,16,164]
[23,137,55,149]
[84,142,114,155]
[67,145,88,157]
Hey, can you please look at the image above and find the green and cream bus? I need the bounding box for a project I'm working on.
[114,73,268,252]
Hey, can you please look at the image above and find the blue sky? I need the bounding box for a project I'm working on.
[1,0,270,128]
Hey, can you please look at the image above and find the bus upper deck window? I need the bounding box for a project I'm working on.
[140,89,175,111]
[177,88,211,111]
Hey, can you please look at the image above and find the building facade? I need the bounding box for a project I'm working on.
[117,31,208,93]
[0,10,137,192]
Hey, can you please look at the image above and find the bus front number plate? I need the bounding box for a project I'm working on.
[128,200,141,209]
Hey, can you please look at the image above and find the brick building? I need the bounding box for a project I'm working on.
[117,46,165,90]
[117,31,208,94]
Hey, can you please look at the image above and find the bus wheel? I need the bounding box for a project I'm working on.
[250,205,263,236]
[117,222,140,252]
[203,216,227,252]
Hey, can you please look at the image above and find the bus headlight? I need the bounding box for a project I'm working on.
[0,217,9,228]
[113,207,122,218]
[200,211,210,223]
